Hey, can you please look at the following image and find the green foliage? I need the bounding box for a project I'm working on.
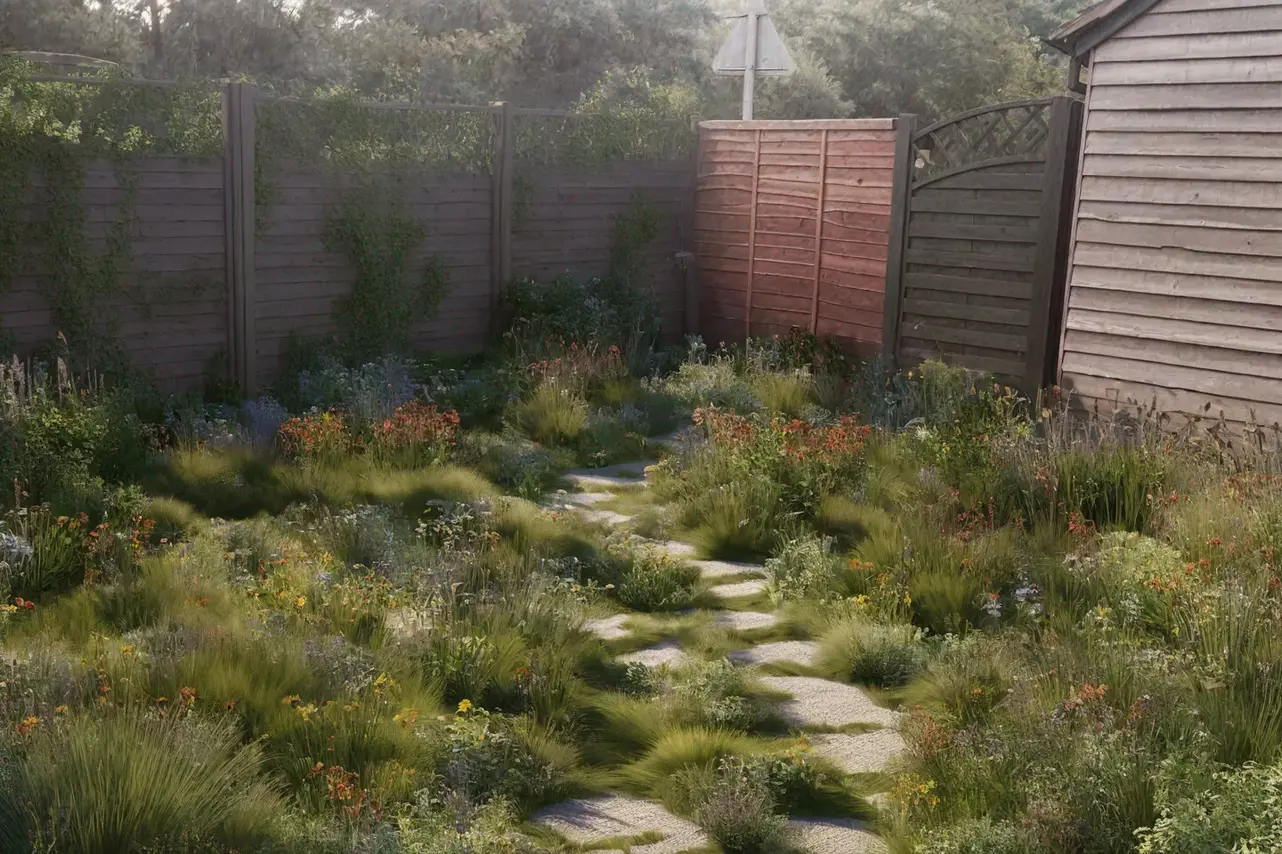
[817,618,927,688]
[917,818,1034,854]
[766,533,840,604]
[693,760,790,854]
[594,539,701,613]
[507,385,589,447]
[323,185,448,361]
[1138,760,1282,854]
[1,710,280,853]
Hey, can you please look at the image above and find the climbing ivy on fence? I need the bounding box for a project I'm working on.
[323,183,449,362]
[0,57,221,363]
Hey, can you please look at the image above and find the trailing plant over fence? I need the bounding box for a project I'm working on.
[323,184,449,361]
[0,57,221,362]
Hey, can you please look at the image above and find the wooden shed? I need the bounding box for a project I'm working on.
[1051,0,1282,425]
[694,119,905,352]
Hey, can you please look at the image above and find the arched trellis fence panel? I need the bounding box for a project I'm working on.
[883,96,1083,391]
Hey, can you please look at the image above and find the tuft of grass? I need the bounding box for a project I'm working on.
[143,497,207,544]
[1,710,280,854]
[816,617,927,688]
[509,384,590,446]
[619,727,762,799]
[683,480,794,561]
[750,371,813,418]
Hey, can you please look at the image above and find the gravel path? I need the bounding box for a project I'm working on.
[694,559,767,579]
[760,676,900,729]
[809,730,906,774]
[619,641,690,669]
[565,461,656,489]
[532,795,709,854]
[708,578,769,599]
[711,610,779,630]
[789,818,887,853]
[585,614,632,640]
[729,640,819,667]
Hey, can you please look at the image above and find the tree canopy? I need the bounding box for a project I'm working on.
[1,0,1090,120]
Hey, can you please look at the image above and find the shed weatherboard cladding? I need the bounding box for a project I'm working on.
[1058,0,1282,425]
[694,119,898,352]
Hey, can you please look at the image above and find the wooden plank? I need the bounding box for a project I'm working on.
[1152,0,1282,13]
[906,248,1036,274]
[1116,6,1282,37]
[902,298,1030,326]
[911,194,1042,218]
[904,272,1033,298]
[907,221,1038,243]
[1092,57,1282,87]
[1062,349,1282,408]
[1076,219,1282,258]
[1079,200,1282,231]
[1069,285,1282,331]
[1066,306,1282,355]
[809,129,829,334]
[1085,130,1282,158]
[1083,153,1282,183]
[923,172,1044,192]
[1080,175,1282,209]
[895,319,1026,352]
[744,130,762,340]
[700,119,895,131]
[882,116,916,361]
[1064,328,1282,382]
[1091,82,1282,111]
[1073,241,1282,284]
[1095,31,1282,63]
[1070,263,1282,306]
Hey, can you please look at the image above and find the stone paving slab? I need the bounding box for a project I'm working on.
[729,640,819,667]
[654,540,698,558]
[760,676,900,729]
[693,559,766,580]
[565,461,657,489]
[708,579,768,599]
[809,730,906,775]
[585,614,632,640]
[618,641,690,669]
[552,491,616,507]
[789,818,887,853]
[578,509,636,526]
[711,610,779,631]
[532,795,709,854]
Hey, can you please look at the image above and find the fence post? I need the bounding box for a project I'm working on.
[222,81,256,396]
[881,113,916,366]
[490,101,515,335]
[1025,95,1080,393]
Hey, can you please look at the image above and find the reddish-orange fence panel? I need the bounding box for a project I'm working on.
[694,118,902,354]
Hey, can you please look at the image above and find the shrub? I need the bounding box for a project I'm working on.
[917,818,1033,854]
[367,402,460,467]
[1138,760,1282,854]
[817,618,927,688]
[695,760,790,854]
[1,506,91,599]
[672,660,777,732]
[1,710,279,853]
[507,384,589,447]
[766,533,840,603]
[682,477,790,561]
[902,635,1012,726]
[278,410,351,461]
[597,540,700,612]
[439,704,562,809]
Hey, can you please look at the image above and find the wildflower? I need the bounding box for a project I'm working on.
[54,704,68,715]
[15,715,38,735]
[179,686,197,706]
[295,596,307,608]
[457,698,472,714]
[282,695,301,706]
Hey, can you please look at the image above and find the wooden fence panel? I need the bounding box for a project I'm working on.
[2,156,229,390]
[887,97,1083,390]
[511,161,695,343]
[695,119,900,353]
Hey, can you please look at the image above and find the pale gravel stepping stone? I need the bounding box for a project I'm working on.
[655,540,698,558]
[789,818,887,854]
[810,730,906,775]
[565,461,658,489]
[533,795,709,854]
[712,610,779,630]
[729,640,819,667]
[553,491,615,507]
[693,559,766,579]
[578,509,636,526]
[585,614,632,640]
[709,578,768,599]
[619,641,690,669]
[760,676,900,729]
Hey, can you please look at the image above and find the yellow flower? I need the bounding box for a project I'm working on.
[54,704,68,715]
[903,592,913,606]
[295,596,307,608]
[457,698,473,714]
[120,644,135,656]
